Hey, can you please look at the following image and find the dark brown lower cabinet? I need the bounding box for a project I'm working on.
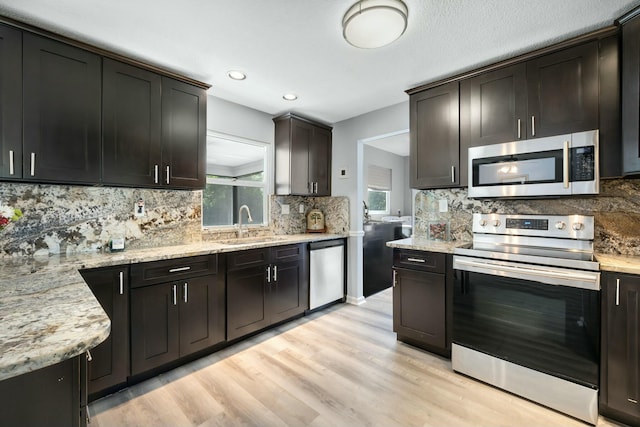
[130,273,225,376]
[392,249,451,357]
[227,244,308,341]
[80,266,129,400]
[601,272,640,426]
[0,355,86,427]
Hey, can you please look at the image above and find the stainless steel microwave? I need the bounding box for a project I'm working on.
[467,129,599,198]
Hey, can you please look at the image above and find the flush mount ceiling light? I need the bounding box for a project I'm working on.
[283,93,298,101]
[227,70,247,80]
[342,0,408,49]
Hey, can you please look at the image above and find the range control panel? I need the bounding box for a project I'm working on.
[473,213,594,240]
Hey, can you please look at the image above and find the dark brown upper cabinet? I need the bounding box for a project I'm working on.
[102,59,162,187]
[161,77,207,189]
[409,81,460,189]
[23,33,101,184]
[274,113,332,196]
[526,41,599,138]
[0,24,22,180]
[621,10,640,175]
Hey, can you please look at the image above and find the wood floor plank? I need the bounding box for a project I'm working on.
[90,288,623,427]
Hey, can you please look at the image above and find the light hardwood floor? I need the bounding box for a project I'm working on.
[90,289,625,427]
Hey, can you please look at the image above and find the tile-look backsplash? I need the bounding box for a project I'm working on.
[415,178,640,255]
[0,182,350,258]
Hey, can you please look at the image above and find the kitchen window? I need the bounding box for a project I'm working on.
[367,164,391,215]
[202,133,270,227]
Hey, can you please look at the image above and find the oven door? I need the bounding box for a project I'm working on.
[467,130,598,198]
[452,255,600,389]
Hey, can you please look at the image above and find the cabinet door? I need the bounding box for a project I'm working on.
[23,33,101,184]
[309,126,332,196]
[80,267,129,398]
[161,77,206,189]
[226,265,268,341]
[393,268,446,350]
[269,259,307,323]
[130,283,180,375]
[605,274,640,419]
[290,118,313,195]
[410,81,459,189]
[463,63,527,147]
[526,41,598,138]
[623,16,640,174]
[0,357,79,427]
[179,274,226,356]
[0,24,21,179]
[103,59,161,186]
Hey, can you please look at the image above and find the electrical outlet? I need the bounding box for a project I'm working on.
[299,203,305,214]
[134,198,145,217]
[281,204,290,215]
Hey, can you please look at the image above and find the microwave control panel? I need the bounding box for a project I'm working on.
[571,146,595,181]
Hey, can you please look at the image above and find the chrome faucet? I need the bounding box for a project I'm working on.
[237,205,253,238]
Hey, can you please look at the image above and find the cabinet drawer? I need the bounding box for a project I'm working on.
[272,244,304,262]
[227,248,270,271]
[131,254,218,288]
[393,249,445,274]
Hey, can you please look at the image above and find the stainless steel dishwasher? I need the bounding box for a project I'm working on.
[309,239,346,310]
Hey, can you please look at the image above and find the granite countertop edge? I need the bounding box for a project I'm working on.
[596,253,640,275]
[0,233,346,382]
[386,237,470,254]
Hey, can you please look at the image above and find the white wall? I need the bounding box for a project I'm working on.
[207,95,274,143]
[363,145,407,218]
[331,101,409,303]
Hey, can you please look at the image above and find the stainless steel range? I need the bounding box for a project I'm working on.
[452,213,600,424]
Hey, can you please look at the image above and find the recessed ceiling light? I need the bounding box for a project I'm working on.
[227,70,247,80]
[283,93,298,101]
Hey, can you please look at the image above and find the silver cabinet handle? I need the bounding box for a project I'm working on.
[273,265,278,282]
[169,266,191,273]
[563,140,569,189]
[183,283,188,303]
[172,284,177,305]
[8,150,14,175]
[616,278,620,306]
[119,271,124,295]
[531,115,536,136]
[86,350,93,362]
[30,152,35,176]
[154,165,159,184]
[407,257,426,263]
[314,182,318,193]
[393,269,397,287]
[517,119,521,139]
[266,265,271,283]
[166,165,170,184]
[451,165,455,183]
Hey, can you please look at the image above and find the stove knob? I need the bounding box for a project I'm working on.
[492,220,501,227]
[555,221,566,230]
[479,219,487,227]
[572,222,584,231]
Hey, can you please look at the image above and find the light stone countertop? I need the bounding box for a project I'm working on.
[596,253,640,275]
[386,237,471,254]
[0,233,345,382]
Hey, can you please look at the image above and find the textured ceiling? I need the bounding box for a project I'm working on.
[0,0,638,125]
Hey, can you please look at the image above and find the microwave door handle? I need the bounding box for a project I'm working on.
[563,140,570,189]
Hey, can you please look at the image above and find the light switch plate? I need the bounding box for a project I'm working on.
[281,204,290,215]
[299,203,305,214]
[439,199,448,213]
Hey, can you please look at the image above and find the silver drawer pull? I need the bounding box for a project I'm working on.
[407,257,426,263]
[628,398,638,404]
[169,266,191,273]
[616,278,620,306]
[30,152,36,176]
[9,150,14,175]
[154,164,159,184]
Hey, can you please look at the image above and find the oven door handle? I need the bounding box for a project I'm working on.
[453,257,600,291]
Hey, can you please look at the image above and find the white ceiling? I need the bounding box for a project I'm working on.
[1,0,638,125]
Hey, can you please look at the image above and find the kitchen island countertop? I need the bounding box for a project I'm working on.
[0,233,345,382]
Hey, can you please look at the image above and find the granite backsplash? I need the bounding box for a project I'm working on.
[0,182,350,257]
[415,178,640,256]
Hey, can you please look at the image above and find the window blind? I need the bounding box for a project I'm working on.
[367,164,391,191]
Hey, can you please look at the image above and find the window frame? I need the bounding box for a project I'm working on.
[367,188,391,215]
[202,131,272,229]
